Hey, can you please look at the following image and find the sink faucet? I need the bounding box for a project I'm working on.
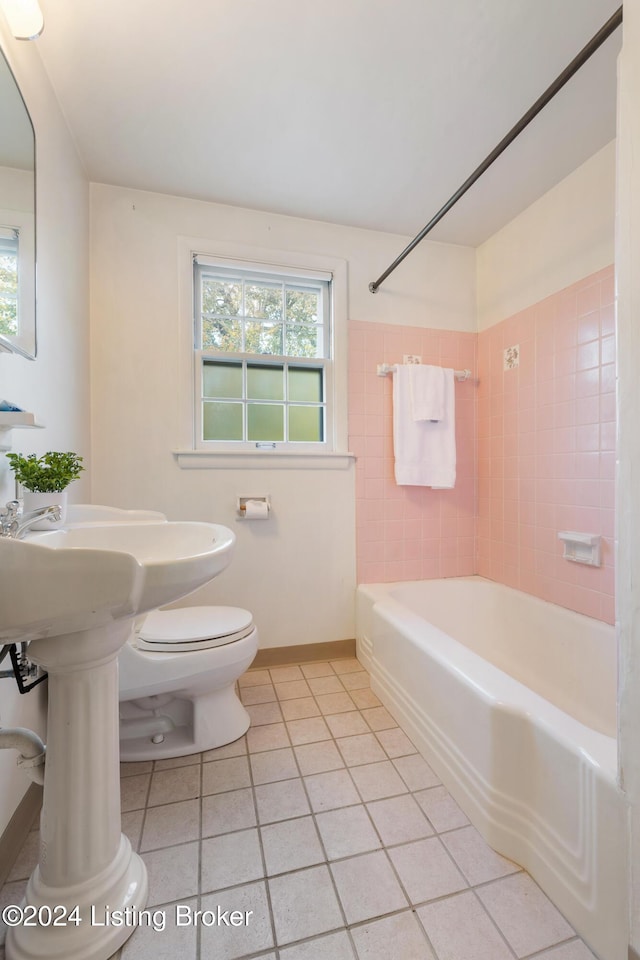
[0,500,62,539]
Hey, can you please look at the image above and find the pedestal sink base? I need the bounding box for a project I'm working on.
[5,836,148,960]
[5,624,149,960]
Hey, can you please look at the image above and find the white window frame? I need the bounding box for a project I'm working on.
[176,237,350,467]
[194,258,332,452]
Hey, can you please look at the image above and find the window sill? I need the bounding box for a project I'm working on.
[174,450,356,470]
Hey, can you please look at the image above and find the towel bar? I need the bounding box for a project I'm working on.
[376,364,471,381]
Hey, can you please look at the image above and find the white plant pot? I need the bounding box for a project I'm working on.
[22,489,68,529]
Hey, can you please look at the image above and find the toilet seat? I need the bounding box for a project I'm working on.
[136,606,254,652]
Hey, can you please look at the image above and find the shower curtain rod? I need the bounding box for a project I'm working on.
[369,6,623,295]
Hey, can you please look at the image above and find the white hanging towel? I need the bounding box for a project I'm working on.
[393,365,456,487]
[409,364,446,421]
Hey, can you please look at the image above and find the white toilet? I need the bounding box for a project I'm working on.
[118,605,258,761]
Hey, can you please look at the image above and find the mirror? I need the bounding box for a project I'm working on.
[0,45,35,359]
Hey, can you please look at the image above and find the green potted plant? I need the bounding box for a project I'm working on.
[6,451,85,528]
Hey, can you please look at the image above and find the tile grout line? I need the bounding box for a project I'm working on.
[270,668,358,957]
[246,723,279,959]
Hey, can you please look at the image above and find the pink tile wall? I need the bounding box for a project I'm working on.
[476,266,616,624]
[349,320,477,584]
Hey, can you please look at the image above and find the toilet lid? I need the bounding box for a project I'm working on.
[136,606,254,652]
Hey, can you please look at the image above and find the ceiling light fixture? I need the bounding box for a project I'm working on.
[0,0,44,40]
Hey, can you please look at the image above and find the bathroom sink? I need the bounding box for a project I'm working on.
[2,514,236,960]
[0,521,235,643]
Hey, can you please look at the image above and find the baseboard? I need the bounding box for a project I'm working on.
[253,638,356,668]
[0,782,42,888]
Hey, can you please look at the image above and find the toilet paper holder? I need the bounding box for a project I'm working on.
[237,496,271,518]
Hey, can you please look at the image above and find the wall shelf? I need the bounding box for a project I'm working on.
[0,411,44,451]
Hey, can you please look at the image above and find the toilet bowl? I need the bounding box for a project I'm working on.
[118,606,258,761]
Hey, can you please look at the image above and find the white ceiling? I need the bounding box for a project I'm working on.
[35,0,621,247]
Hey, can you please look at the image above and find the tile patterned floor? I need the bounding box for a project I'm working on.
[0,658,598,960]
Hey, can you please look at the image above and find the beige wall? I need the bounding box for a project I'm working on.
[0,27,90,836]
[477,141,616,330]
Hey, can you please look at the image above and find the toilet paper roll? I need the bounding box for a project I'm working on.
[243,499,269,519]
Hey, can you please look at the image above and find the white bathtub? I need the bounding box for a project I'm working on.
[356,577,626,960]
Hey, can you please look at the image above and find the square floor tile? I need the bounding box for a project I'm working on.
[330,659,362,674]
[325,712,369,738]
[202,787,256,837]
[250,747,298,784]
[261,816,325,875]
[255,778,311,823]
[246,702,284,726]
[337,734,386,767]
[286,717,332,745]
[281,697,321,720]
[339,672,371,691]
[120,761,153,778]
[240,683,277,704]
[361,707,396,731]
[275,679,313,700]
[239,668,272,687]
[279,930,355,960]
[148,765,200,807]
[269,864,343,944]
[300,662,335,679]
[351,911,436,960]
[201,828,264,892]
[375,728,417,759]
[307,675,344,695]
[121,897,198,960]
[366,794,433,845]
[414,786,469,832]
[331,850,407,923]
[154,753,202,771]
[350,689,382,710]
[247,722,290,753]
[392,754,440,791]
[350,761,408,802]
[316,692,356,715]
[142,842,199,906]
[294,740,345,775]
[200,882,273,960]
[389,837,467,904]
[417,890,513,960]
[441,825,520,885]
[120,773,150,812]
[477,873,575,957]
[304,769,361,812]
[270,665,305,683]
[202,736,247,761]
[534,942,598,960]
[202,756,251,795]
[121,810,144,852]
[140,798,200,851]
[316,805,381,860]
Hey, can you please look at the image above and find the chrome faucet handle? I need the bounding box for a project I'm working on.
[0,500,21,536]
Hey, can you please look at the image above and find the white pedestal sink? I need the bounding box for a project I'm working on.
[0,520,235,960]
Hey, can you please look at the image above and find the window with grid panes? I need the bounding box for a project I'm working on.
[194,257,332,449]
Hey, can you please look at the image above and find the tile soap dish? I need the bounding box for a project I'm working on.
[558,531,601,566]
